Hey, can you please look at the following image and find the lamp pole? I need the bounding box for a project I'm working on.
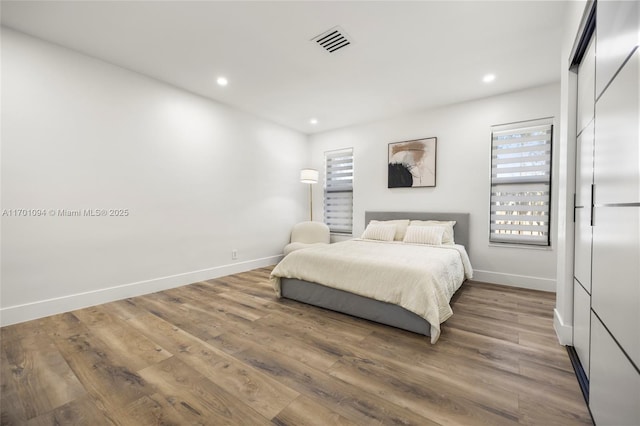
[309,183,313,221]
[300,168,319,222]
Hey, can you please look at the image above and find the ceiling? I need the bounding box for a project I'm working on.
[1,1,568,134]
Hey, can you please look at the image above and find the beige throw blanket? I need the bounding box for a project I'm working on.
[271,239,473,343]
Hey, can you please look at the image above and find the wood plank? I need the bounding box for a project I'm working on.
[445,310,521,343]
[518,359,582,390]
[102,298,147,321]
[122,394,188,426]
[327,356,519,425]
[126,312,299,419]
[2,332,86,420]
[206,331,255,355]
[448,308,554,340]
[211,326,340,371]
[234,344,440,425]
[0,319,48,344]
[1,345,27,425]
[138,357,271,425]
[25,395,117,426]
[73,305,173,372]
[360,328,524,388]
[519,330,568,354]
[452,300,519,323]
[518,394,593,425]
[207,276,274,299]
[48,319,155,412]
[272,395,359,426]
[39,312,90,339]
[517,312,555,329]
[131,295,226,342]
[165,286,265,322]
[260,309,372,347]
[442,326,575,373]
[201,297,346,368]
[164,292,349,370]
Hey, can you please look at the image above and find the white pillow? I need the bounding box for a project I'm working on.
[409,220,456,244]
[368,219,410,241]
[362,224,397,241]
[403,226,445,245]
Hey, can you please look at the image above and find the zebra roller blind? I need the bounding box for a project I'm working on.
[324,148,353,234]
[490,119,553,246]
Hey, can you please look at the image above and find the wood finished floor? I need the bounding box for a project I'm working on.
[1,267,592,425]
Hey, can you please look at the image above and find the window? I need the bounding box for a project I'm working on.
[324,148,353,234]
[490,119,553,246]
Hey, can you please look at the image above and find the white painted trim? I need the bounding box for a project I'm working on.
[0,255,282,327]
[473,269,556,292]
[554,308,573,345]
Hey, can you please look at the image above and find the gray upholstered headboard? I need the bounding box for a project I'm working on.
[364,211,471,258]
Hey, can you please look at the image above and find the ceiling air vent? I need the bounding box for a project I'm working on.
[311,26,352,53]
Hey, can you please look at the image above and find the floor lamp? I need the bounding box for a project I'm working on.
[300,168,319,221]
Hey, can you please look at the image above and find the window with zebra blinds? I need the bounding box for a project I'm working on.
[490,118,553,246]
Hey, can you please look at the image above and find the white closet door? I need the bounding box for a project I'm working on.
[595,0,639,98]
[573,19,595,381]
[589,314,640,426]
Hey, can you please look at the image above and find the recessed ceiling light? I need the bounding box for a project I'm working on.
[216,76,228,86]
[310,118,318,125]
[483,74,496,83]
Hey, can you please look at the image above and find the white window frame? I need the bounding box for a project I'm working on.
[324,148,353,235]
[489,118,553,246]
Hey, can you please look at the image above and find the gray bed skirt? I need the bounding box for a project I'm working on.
[281,278,431,336]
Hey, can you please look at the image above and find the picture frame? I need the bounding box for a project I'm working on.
[388,137,437,188]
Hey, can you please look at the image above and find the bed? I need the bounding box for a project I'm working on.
[270,211,473,343]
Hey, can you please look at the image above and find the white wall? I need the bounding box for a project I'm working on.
[0,28,309,325]
[309,83,561,291]
[554,0,589,345]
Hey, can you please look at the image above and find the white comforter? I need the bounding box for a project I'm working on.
[271,239,473,343]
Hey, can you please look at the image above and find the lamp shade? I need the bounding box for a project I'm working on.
[300,168,319,184]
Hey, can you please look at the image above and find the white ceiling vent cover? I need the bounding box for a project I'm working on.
[311,26,352,53]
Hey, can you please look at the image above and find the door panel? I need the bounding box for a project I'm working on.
[573,208,592,291]
[573,280,591,377]
[591,206,640,367]
[594,49,640,205]
[575,123,594,208]
[577,37,595,134]
[589,314,640,425]
[595,0,639,98]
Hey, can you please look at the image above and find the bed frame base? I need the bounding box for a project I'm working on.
[281,278,431,336]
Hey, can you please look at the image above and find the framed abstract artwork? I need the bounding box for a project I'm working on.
[388,137,437,188]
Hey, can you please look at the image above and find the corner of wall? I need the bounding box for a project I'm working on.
[554,0,591,337]
[554,307,573,345]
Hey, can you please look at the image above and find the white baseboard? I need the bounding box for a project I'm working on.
[0,255,282,327]
[554,308,573,345]
[472,269,556,292]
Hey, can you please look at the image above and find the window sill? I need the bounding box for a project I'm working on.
[488,242,553,251]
